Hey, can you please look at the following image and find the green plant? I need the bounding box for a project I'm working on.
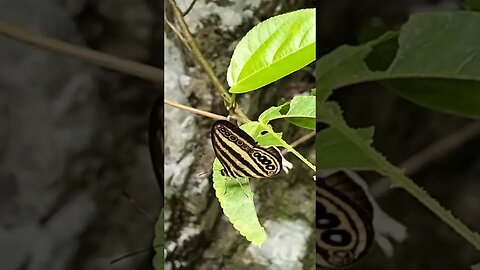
[210,8,316,246]
[317,10,480,268]
[162,5,315,253]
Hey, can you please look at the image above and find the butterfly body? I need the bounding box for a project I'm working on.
[317,174,374,268]
[211,120,282,178]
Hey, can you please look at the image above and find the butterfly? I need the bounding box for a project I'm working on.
[317,173,374,268]
[211,120,282,178]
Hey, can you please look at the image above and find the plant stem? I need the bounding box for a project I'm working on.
[320,105,480,251]
[260,123,316,172]
[284,144,316,172]
[371,120,480,197]
[167,0,249,122]
[281,131,315,155]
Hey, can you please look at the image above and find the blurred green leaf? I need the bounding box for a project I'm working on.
[317,102,379,170]
[317,127,376,170]
[465,0,480,11]
[153,208,164,270]
[317,11,480,118]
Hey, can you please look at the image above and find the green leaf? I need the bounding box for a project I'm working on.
[316,31,397,101]
[240,121,284,147]
[153,208,164,270]
[317,102,379,170]
[317,11,480,119]
[212,159,266,246]
[259,95,315,130]
[227,8,315,93]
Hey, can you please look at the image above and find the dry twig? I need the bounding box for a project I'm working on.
[0,21,163,83]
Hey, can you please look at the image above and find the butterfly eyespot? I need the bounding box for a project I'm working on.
[237,140,243,145]
[229,135,237,141]
[253,152,260,157]
[262,160,272,165]
[225,131,230,136]
[322,229,352,246]
[317,214,340,228]
[266,165,275,170]
[258,156,265,161]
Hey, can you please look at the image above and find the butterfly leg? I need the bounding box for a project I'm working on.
[234,178,250,199]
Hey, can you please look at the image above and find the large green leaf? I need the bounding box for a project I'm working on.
[259,95,315,130]
[317,11,480,118]
[212,159,266,246]
[227,8,315,93]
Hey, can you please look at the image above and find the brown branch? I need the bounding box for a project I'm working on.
[370,120,480,197]
[401,121,480,174]
[0,21,163,83]
[164,18,191,52]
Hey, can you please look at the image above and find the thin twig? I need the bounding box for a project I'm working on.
[166,0,249,122]
[281,131,315,155]
[0,21,163,83]
[165,99,228,121]
[370,120,480,197]
[401,121,480,174]
[164,18,191,52]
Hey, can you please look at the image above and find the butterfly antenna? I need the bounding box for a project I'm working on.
[121,189,155,223]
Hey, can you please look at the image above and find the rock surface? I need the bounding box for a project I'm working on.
[0,0,161,269]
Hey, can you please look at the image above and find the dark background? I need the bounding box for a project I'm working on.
[318,0,480,269]
[0,0,162,270]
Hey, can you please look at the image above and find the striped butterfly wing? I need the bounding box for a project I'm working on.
[317,174,374,268]
[211,120,282,178]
